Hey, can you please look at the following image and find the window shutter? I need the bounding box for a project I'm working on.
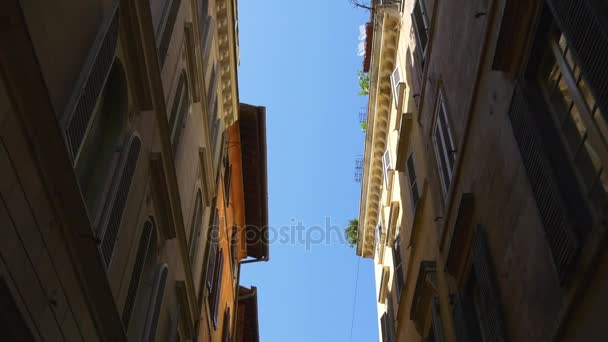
[206,207,219,290]
[407,153,420,210]
[431,298,444,342]
[375,223,384,261]
[100,134,141,267]
[508,81,579,282]
[158,0,182,66]
[393,238,405,300]
[451,293,473,342]
[145,264,168,342]
[545,0,608,117]
[189,191,203,263]
[222,307,231,342]
[123,221,153,327]
[472,225,507,342]
[383,150,392,187]
[212,251,224,327]
[391,67,402,106]
[64,4,119,162]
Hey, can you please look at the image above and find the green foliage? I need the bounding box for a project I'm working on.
[345,219,359,247]
[360,121,367,132]
[357,70,370,96]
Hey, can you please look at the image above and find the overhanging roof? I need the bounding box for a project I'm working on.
[238,103,269,260]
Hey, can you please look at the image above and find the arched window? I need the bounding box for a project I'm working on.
[189,190,203,264]
[65,6,120,162]
[123,220,154,327]
[124,220,160,339]
[169,70,191,154]
[76,60,129,223]
[99,133,141,267]
[144,264,168,341]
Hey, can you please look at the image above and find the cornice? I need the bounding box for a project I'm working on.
[357,12,400,258]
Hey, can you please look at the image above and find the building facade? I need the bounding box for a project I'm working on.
[357,0,608,341]
[200,103,268,342]
[0,0,266,341]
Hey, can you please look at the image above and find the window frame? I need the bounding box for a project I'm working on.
[390,65,404,108]
[538,31,608,218]
[406,152,420,212]
[432,90,456,196]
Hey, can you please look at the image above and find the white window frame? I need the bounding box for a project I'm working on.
[432,90,456,196]
[390,65,403,108]
[382,149,393,188]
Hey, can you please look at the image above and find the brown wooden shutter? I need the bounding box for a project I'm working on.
[545,0,608,116]
[508,82,579,282]
[471,225,507,342]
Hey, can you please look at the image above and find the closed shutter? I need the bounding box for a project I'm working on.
[64,4,119,162]
[451,293,475,342]
[546,0,608,117]
[212,251,225,327]
[145,264,168,342]
[508,81,579,282]
[471,225,507,342]
[393,238,405,300]
[100,134,141,267]
[158,0,182,66]
[222,307,231,342]
[123,221,154,327]
[431,297,444,342]
[407,153,420,210]
[189,191,203,263]
[206,207,219,289]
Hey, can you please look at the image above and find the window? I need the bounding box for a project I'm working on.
[392,237,405,301]
[145,264,168,341]
[123,221,168,342]
[206,206,219,290]
[123,221,154,327]
[537,30,608,219]
[412,0,430,70]
[378,267,390,304]
[189,191,203,265]
[432,91,456,196]
[451,226,506,342]
[158,0,181,66]
[380,311,395,342]
[209,250,224,328]
[429,298,444,342]
[223,158,232,207]
[170,71,191,154]
[222,307,231,342]
[508,11,608,282]
[375,222,385,262]
[406,153,420,211]
[382,150,393,188]
[231,225,239,277]
[390,66,403,107]
[99,134,142,267]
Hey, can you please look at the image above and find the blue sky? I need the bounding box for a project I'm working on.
[237,1,378,341]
